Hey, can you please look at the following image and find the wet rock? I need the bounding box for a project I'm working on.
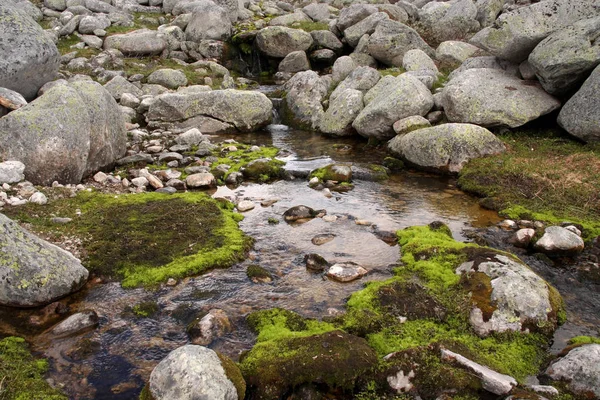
[327,262,368,282]
[469,0,599,63]
[51,310,99,337]
[304,253,330,271]
[0,213,89,307]
[104,29,166,56]
[278,51,310,73]
[442,68,560,128]
[149,345,244,400]
[366,20,434,67]
[498,219,518,230]
[246,265,273,283]
[534,226,585,256]
[319,89,364,137]
[237,200,255,212]
[283,205,321,222]
[513,228,535,248]
[528,17,600,95]
[187,309,232,346]
[186,172,216,188]
[311,234,336,246]
[392,115,431,135]
[441,348,517,395]
[456,251,558,336]
[558,64,600,143]
[256,26,313,58]
[282,70,328,130]
[545,344,600,398]
[353,74,433,140]
[0,3,60,100]
[147,69,188,90]
[0,161,25,185]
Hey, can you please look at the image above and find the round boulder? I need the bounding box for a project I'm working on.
[545,344,600,398]
[256,26,314,58]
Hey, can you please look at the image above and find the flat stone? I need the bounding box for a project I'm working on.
[311,233,336,245]
[327,262,368,282]
[236,200,255,212]
[51,310,99,337]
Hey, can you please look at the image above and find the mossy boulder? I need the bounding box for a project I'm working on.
[240,309,377,399]
[242,158,285,182]
[310,164,353,183]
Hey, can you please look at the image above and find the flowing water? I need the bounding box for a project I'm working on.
[3,124,597,399]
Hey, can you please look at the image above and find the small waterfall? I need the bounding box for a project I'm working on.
[271,104,282,125]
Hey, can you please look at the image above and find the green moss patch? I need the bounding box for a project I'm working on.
[210,143,284,183]
[288,21,329,32]
[458,128,600,239]
[568,336,600,346]
[217,352,246,400]
[131,301,159,318]
[0,336,67,400]
[4,192,251,288]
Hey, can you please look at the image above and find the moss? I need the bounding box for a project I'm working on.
[4,191,251,288]
[310,164,352,183]
[216,352,246,400]
[288,21,329,32]
[246,265,272,282]
[131,301,159,318]
[458,128,600,239]
[139,384,155,400]
[383,157,405,172]
[379,67,406,77]
[0,336,67,400]
[267,217,279,225]
[568,336,600,346]
[209,143,283,182]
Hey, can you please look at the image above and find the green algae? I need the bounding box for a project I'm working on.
[0,337,67,400]
[4,191,251,288]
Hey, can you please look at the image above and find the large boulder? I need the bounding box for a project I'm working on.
[330,66,380,102]
[0,81,126,185]
[343,11,389,48]
[352,74,433,140]
[278,51,310,73]
[281,70,328,130]
[147,89,272,132]
[255,26,314,58]
[185,1,232,42]
[442,68,561,128]
[366,20,434,66]
[149,345,245,400]
[319,89,364,137]
[529,17,600,95]
[103,29,167,56]
[418,0,480,44]
[470,0,600,63]
[558,64,600,143]
[147,68,188,89]
[0,3,60,100]
[388,123,505,173]
[337,4,378,32]
[435,40,481,69]
[0,213,89,308]
[534,226,585,256]
[545,344,600,398]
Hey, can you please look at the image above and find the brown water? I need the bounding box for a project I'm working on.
[0,127,502,399]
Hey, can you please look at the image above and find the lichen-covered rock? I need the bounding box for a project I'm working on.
[475,0,504,28]
[303,3,330,22]
[281,70,328,130]
[268,10,312,27]
[442,68,561,128]
[392,115,431,135]
[147,68,188,89]
[469,0,600,63]
[456,251,558,336]
[528,17,600,95]
[319,89,364,137]
[185,2,232,42]
[545,344,600,398]
[337,3,378,32]
[103,75,143,101]
[330,66,380,102]
[256,26,313,58]
[344,11,389,48]
[331,56,358,85]
[0,3,60,100]
[367,19,434,66]
[0,161,25,184]
[534,226,585,256]
[403,48,438,76]
[147,89,272,132]
[311,30,343,53]
[0,81,126,185]
[103,29,167,56]
[418,0,480,44]
[558,64,600,143]
[149,345,244,400]
[353,74,433,140]
[388,123,505,173]
[435,40,481,69]
[0,213,89,308]
[278,51,310,73]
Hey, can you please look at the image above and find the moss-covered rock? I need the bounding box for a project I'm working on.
[310,164,352,183]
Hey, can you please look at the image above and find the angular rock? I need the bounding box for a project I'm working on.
[78,15,110,34]
[319,89,364,137]
[0,3,60,100]
[147,90,272,132]
[0,213,89,307]
[442,68,561,128]
[281,70,328,130]
[331,56,357,85]
[311,30,343,53]
[103,29,167,56]
[337,4,378,32]
[344,12,389,48]
[418,0,480,43]
[187,309,231,345]
[367,20,434,66]
[534,226,585,256]
[147,69,188,89]
[303,3,330,22]
[330,66,380,102]
[256,26,314,58]
[388,123,505,173]
[353,74,433,140]
[185,2,231,42]
[470,0,600,63]
[278,51,310,73]
[545,344,600,398]
[435,40,481,69]
[403,48,438,76]
[558,64,600,143]
[327,262,368,282]
[268,10,311,27]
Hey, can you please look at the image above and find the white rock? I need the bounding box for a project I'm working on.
[327,262,368,282]
[93,171,108,183]
[0,160,25,184]
[28,192,48,205]
[236,200,255,212]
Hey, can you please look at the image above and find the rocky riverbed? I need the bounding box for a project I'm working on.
[1,0,600,399]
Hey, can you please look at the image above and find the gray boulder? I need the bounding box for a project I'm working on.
[529,17,600,95]
[278,51,310,73]
[78,15,110,34]
[392,115,431,135]
[418,0,480,43]
[104,29,167,56]
[545,344,600,398]
[337,4,378,32]
[185,2,231,41]
[147,89,272,132]
[319,89,364,137]
[534,226,585,256]
[303,3,330,22]
[470,0,600,63]
[281,70,328,130]
[435,40,481,69]
[388,123,505,173]
[475,0,504,28]
[0,87,27,111]
[0,81,126,185]
[44,0,66,11]
[366,20,434,66]
[147,69,188,89]
[51,310,99,337]
[149,345,243,400]
[558,64,600,143]
[344,11,389,48]
[330,66,380,102]
[0,4,60,101]
[442,68,561,128]
[353,74,433,140]
[331,56,357,85]
[103,75,144,100]
[403,48,438,76]
[311,30,343,53]
[268,10,311,27]
[256,26,313,58]
[0,213,89,308]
